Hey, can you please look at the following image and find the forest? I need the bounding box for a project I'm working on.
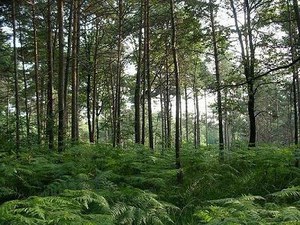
[0,0,300,224]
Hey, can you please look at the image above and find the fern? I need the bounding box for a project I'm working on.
[268,186,300,203]
[194,194,300,224]
[108,188,178,225]
[0,190,113,225]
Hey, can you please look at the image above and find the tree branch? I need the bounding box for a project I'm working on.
[218,56,300,91]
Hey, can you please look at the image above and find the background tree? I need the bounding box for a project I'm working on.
[12,0,20,152]
[57,0,65,151]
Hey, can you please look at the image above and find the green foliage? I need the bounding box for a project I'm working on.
[0,145,177,224]
[0,190,112,225]
[0,144,299,224]
[194,193,300,224]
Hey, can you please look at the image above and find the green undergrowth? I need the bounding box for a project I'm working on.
[0,144,299,224]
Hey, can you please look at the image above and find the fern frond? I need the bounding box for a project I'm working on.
[269,186,300,202]
[63,189,110,212]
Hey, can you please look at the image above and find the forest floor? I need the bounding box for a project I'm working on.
[0,143,300,224]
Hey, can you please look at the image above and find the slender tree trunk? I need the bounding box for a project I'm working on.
[71,0,79,143]
[47,0,54,150]
[57,0,65,152]
[193,83,197,148]
[165,38,171,149]
[293,0,300,37]
[32,0,41,144]
[160,74,165,150]
[293,77,298,145]
[230,0,256,147]
[170,0,182,183]
[86,52,92,143]
[209,0,224,160]
[64,0,74,132]
[134,0,143,144]
[12,0,20,153]
[145,0,154,149]
[6,81,10,137]
[95,97,102,143]
[19,26,30,142]
[204,91,208,146]
[245,0,256,147]
[247,85,256,147]
[184,84,189,142]
[141,66,146,145]
[195,89,200,148]
[91,21,100,143]
[113,0,123,147]
[224,90,230,149]
[287,0,298,145]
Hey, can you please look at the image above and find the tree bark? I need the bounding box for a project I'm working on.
[47,0,54,150]
[204,91,208,146]
[134,0,143,144]
[230,0,256,148]
[32,0,41,144]
[12,0,20,153]
[165,37,171,149]
[145,0,154,149]
[195,89,200,148]
[113,0,123,147]
[64,0,74,132]
[293,0,300,37]
[71,0,79,143]
[141,64,146,145]
[91,21,100,143]
[245,0,256,147]
[57,0,65,152]
[184,84,189,142]
[160,73,165,150]
[287,0,298,145]
[170,0,182,183]
[86,47,92,143]
[19,25,30,143]
[209,0,224,160]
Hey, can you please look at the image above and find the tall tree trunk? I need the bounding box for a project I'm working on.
[170,0,182,183]
[12,0,20,153]
[141,66,146,145]
[113,0,123,147]
[293,0,300,37]
[64,0,74,133]
[71,0,79,143]
[19,26,30,143]
[86,51,92,143]
[245,0,256,147]
[32,0,41,144]
[195,89,200,148]
[209,0,224,160]
[160,73,165,150]
[293,76,298,145]
[96,97,102,143]
[134,0,143,144]
[184,84,189,142]
[57,0,65,152]
[224,90,230,149]
[91,21,100,143]
[109,63,115,143]
[230,0,256,148]
[6,81,10,137]
[165,37,171,149]
[204,91,208,146]
[145,0,154,149]
[47,0,54,150]
[287,0,298,145]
